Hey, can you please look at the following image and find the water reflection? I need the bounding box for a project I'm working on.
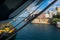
[14,23,60,40]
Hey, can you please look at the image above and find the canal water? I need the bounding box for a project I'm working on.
[14,23,60,40]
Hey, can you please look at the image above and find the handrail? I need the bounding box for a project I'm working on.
[9,0,34,19]
[5,0,57,40]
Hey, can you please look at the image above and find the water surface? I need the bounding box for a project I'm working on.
[15,23,60,40]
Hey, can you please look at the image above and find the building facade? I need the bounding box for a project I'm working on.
[32,13,50,24]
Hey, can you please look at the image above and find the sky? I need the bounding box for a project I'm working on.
[45,0,60,12]
[33,0,54,14]
[32,0,60,14]
[37,0,60,13]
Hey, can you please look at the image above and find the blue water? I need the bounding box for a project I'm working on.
[14,23,60,40]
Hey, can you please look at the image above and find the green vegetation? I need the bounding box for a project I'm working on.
[52,12,60,24]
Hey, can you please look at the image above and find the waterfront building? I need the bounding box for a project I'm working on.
[32,13,50,24]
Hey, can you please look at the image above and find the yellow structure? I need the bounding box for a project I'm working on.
[0,27,15,34]
[0,23,15,34]
[9,28,15,33]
